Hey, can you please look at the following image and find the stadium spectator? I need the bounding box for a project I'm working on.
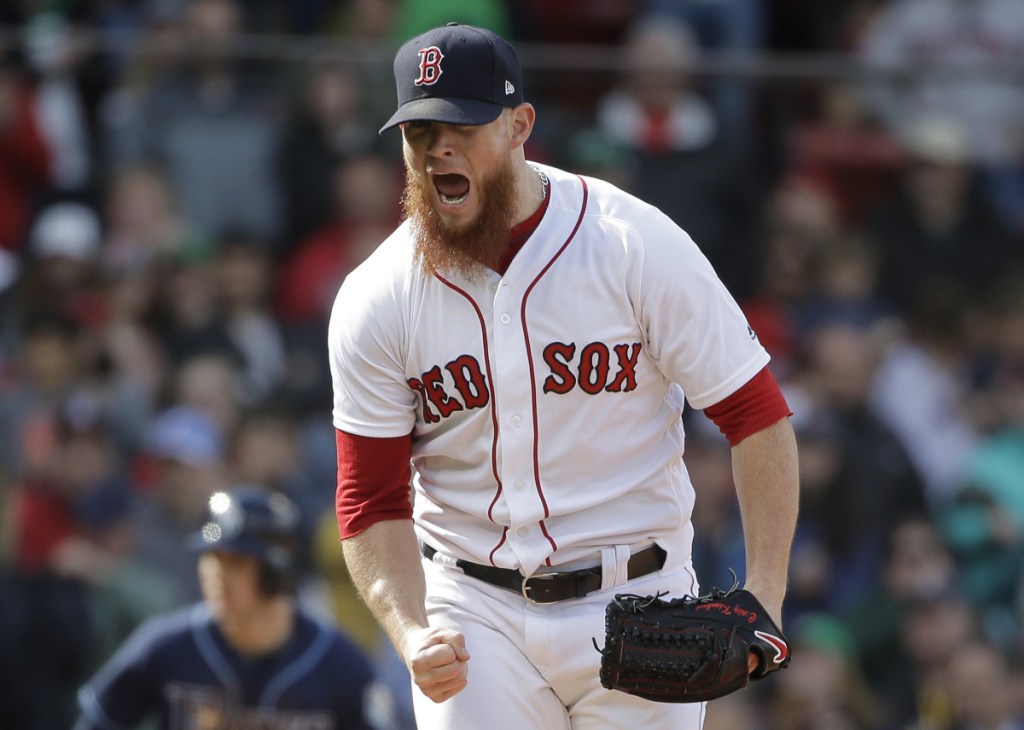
[22,11,94,195]
[739,172,840,373]
[898,588,984,729]
[0,314,90,481]
[277,60,377,246]
[869,280,983,507]
[785,80,904,227]
[274,153,402,416]
[594,13,757,292]
[104,0,285,244]
[858,0,1024,232]
[640,0,768,153]
[276,153,401,326]
[131,404,227,603]
[147,244,241,370]
[213,234,287,404]
[167,351,245,437]
[789,321,928,611]
[225,405,327,528]
[936,278,1024,639]
[863,113,1020,317]
[765,613,887,730]
[841,517,962,725]
[0,51,51,252]
[100,163,189,276]
[944,639,1024,730]
[12,201,105,333]
[3,390,178,729]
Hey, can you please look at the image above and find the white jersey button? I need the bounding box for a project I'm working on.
[510,415,523,427]
[512,479,525,491]
[499,313,512,324]
[517,527,529,537]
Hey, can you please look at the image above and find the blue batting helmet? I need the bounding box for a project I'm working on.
[189,486,301,594]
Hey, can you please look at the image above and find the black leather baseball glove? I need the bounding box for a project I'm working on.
[595,578,791,703]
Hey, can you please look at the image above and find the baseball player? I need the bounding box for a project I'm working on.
[329,23,799,729]
[74,486,395,730]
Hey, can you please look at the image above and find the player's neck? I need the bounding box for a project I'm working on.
[217,596,296,656]
[498,169,550,275]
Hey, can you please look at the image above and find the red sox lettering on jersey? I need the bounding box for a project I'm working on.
[407,342,642,423]
[542,341,641,395]
[329,163,769,576]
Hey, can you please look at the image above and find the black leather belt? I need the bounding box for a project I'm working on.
[420,543,665,604]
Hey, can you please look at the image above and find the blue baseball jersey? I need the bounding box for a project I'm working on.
[75,603,391,730]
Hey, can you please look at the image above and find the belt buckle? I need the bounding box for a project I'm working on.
[521,572,571,604]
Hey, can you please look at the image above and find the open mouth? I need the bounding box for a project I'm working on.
[433,173,470,205]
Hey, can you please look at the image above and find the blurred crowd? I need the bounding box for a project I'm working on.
[1,0,1023,728]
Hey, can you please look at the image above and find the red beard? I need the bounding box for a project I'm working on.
[402,154,517,279]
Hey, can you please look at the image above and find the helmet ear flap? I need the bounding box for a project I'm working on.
[258,544,296,596]
[259,561,286,596]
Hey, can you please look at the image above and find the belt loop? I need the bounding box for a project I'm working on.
[422,543,461,572]
[600,545,631,590]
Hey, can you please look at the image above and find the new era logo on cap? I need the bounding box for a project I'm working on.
[380,23,524,133]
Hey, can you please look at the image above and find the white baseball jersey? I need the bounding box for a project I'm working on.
[328,162,769,577]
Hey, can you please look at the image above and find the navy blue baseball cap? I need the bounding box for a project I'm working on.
[380,22,524,133]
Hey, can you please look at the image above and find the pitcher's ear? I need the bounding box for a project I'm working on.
[509,103,536,149]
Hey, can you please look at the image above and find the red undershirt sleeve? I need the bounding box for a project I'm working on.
[335,429,414,539]
[702,366,792,447]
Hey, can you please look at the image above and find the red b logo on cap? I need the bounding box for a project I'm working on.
[415,46,444,86]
